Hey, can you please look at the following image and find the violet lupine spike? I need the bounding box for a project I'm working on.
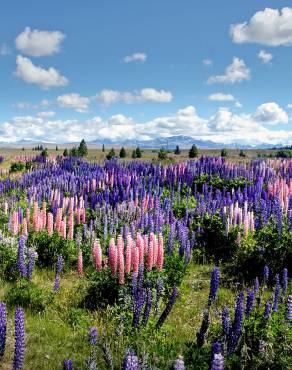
[282,268,288,293]
[89,326,98,346]
[27,249,37,281]
[263,265,269,283]
[17,236,27,277]
[254,277,260,293]
[156,286,178,330]
[0,301,7,358]
[286,295,292,321]
[122,349,139,370]
[264,302,271,319]
[142,284,152,326]
[221,306,230,339]
[13,307,25,370]
[245,289,255,316]
[208,267,220,306]
[228,292,244,354]
[53,255,63,292]
[63,359,73,370]
[272,274,281,312]
[172,355,185,370]
[211,353,224,370]
[155,277,164,315]
[196,309,210,347]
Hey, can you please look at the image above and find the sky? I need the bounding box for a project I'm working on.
[0,0,292,145]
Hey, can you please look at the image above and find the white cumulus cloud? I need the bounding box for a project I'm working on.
[257,50,273,63]
[230,7,292,46]
[208,93,236,102]
[252,102,288,124]
[15,55,68,89]
[37,111,56,119]
[15,27,65,56]
[123,52,147,63]
[207,57,250,84]
[57,93,91,112]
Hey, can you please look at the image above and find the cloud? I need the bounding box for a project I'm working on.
[15,55,68,89]
[37,111,56,119]
[97,88,173,106]
[123,52,147,63]
[257,50,273,63]
[203,59,213,66]
[230,7,292,46]
[12,99,51,110]
[287,104,292,109]
[15,27,65,56]
[57,93,91,112]
[0,43,10,56]
[1,103,291,146]
[208,93,236,102]
[252,102,288,124]
[207,57,250,84]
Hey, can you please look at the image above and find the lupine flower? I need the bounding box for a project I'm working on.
[155,277,164,315]
[286,295,292,321]
[109,239,117,276]
[172,355,185,370]
[0,301,6,358]
[211,353,224,370]
[264,302,271,319]
[272,274,280,312]
[221,306,230,338]
[228,292,244,354]
[142,284,152,326]
[54,255,63,292]
[27,249,37,281]
[17,236,27,277]
[282,268,288,293]
[156,286,178,329]
[147,241,154,271]
[92,240,102,272]
[122,349,139,370]
[245,289,254,316]
[13,307,25,370]
[89,326,98,346]
[77,249,84,277]
[63,359,73,370]
[208,267,220,306]
[197,309,210,347]
[254,277,260,293]
[263,265,269,282]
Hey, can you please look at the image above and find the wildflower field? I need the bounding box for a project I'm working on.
[0,154,291,369]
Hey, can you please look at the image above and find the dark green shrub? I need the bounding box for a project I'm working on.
[10,162,25,172]
[189,145,198,158]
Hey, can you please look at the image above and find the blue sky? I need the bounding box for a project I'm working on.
[0,0,292,145]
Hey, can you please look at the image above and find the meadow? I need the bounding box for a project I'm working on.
[0,147,291,369]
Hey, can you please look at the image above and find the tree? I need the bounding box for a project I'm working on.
[239,149,246,157]
[22,147,25,151]
[119,147,126,158]
[102,144,105,152]
[189,144,198,158]
[63,148,68,157]
[106,148,116,160]
[221,148,228,157]
[158,148,168,160]
[132,150,137,159]
[56,145,59,151]
[78,139,88,157]
[69,146,79,157]
[136,147,142,158]
[174,145,181,155]
[41,148,48,158]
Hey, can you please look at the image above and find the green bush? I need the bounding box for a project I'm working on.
[10,162,25,172]
[0,240,18,280]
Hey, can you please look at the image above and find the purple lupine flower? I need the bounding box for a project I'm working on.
[0,302,7,358]
[254,277,260,293]
[142,285,152,326]
[13,307,25,370]
[53,255,63,292]
[208,267,220,306]
[156,286,178,329]
[63,359,73,370]
[282,268,288,293]
[263,265,269,282]
[122,349,139,370]
[272,274,280,312]
[155,277,164,315]
[27,249,37,281]
[286,295,292,321]
[172,355,185,370]
[228,292,244,354]
[245,289,254,316]
[221,306,230,338]
[196,309,210,347]
[89,326,98,346]
[17,236,27,277]
[211,353,224,370]
[264,302,271,319]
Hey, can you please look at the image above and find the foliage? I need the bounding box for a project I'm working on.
[221,148,228,157]
[158,148,168,160]
[10,162,25,172]
[174,145,181,155]
[106,148,116,160]
[119,147,126,158]
[189,145,198,158]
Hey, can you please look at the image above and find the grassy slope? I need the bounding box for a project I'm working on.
[0,264,236,369]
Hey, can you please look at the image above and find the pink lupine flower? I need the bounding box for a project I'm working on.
[117,235,124,265]
[153,235,158,266]
[76,208,81,225]
[22,218,28,236]
[132,244,139,274]
[47,212,54,236]
[92,240,102,271]
[68,213,74,240]
[143,235,149,254]
[118,248,125,284]
[25,208,30,227]
[157,234,164,271]
[81,208,86,223]
[147,240,154,271]
[125,241,132,273]
[109,238,117,276]
[77,249,84,277]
